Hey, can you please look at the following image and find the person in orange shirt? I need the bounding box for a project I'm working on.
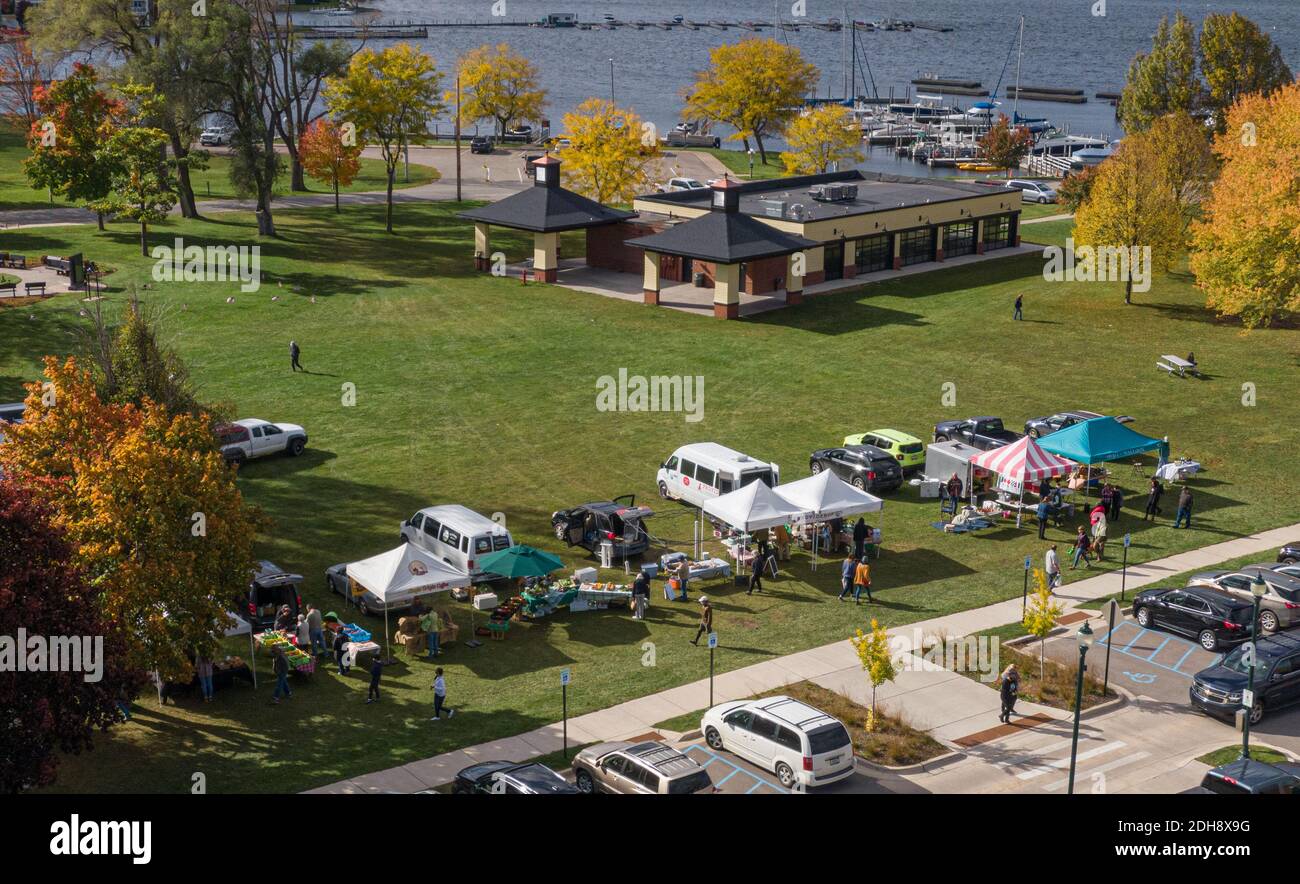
[852,558,873,605]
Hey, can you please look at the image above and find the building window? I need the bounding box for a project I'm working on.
[944,221,976,257]
[983,214,1012,250]
[899,228,935,266]
[856,234,891,273]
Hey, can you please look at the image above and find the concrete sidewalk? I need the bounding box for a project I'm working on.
[305,521,1299,794]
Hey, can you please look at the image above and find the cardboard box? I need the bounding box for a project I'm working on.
[473,592,499,611]
[397,616,421,636]
[573,567,598,584]
[402,633,426,655]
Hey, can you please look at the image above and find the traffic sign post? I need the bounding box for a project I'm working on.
[1121,533,1131,601]
[707,632,718,706]
[1022,555,1032,615]
[560,668,571,759]
[1102,599,1120,698]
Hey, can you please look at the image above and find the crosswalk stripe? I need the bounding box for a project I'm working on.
[1041,751,1151,792]
[1016,740,1126,780]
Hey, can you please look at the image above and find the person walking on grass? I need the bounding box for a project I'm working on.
[632,568,651,619]
[1090,503,1108,559]
[1174,485,1194,529]
[1070,526,1093,570]
[1100,482,1115,520]
[853,517,868,560]
[690,596,713,645]
[1045,544,1061,589]
[675,557,690,602]
[838,551,857,601]
[430,667,455,721]
[289,340,302,372]
[1036,496,1051,540]
[333,628,349,676]
[998,663,1020,723]
[1144,478,1163,521]
[196,654,214,702]
[271,645,292,704]
[1013,294,1023,321]
[366,656,384,704]
[1110,484,1124,522]
[747,547,765,596]
[852,557,873,604]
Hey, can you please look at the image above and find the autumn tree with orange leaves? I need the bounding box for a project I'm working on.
[0,358,265,682]
[1190,80,1300,329]
[300,118,363,212]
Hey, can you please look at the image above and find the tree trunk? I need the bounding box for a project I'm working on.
[755,133,768,166]
[96,211,105,232]
[140,221,149,257]
[1125,274,1133,305]
[334,178,340,213]
[170,132,199,218]
[385,167,395,233]
[290,156,307,192]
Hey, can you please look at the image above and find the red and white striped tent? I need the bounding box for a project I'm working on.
[969,437,1076,525]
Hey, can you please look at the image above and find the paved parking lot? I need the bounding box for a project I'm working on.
[675,737,923,795]
[1039,615,1221,704]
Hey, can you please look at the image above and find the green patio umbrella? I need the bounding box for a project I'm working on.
[477,544,565,579]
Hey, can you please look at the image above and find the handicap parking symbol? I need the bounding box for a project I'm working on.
[1123,671,1157,684]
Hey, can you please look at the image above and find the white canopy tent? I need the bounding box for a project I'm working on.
[703,481,807,577]
[773,472,884,569]
[346,543,471,660]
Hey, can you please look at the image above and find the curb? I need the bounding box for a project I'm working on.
[854,748,965,775]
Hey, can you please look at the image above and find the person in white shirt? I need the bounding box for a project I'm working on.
[430,668,455,721]
[1045,544,1061,588]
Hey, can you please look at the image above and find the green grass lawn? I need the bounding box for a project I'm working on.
[2,199,1298,794]
[1197,745,1290,767]
[0,125,437,210]
[703,147,787,180]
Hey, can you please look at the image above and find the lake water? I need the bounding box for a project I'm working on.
[294,0,1299,176]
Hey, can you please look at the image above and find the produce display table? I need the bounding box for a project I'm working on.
[343,640,380,668]
[686,558,731,581]
[571,583,632,612]
[254,630,316,674]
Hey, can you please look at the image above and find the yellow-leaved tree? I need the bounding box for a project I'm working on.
[685,37,819,165]
[1142,110,1217,242]
[781,105,863,176]
[849,618,897,732]
[1022,569,1063,682]
[324,43,446,233]
[560,98,661,205]
[1190,80,1300,328]
[0,357,265,682]
[1072,133,1184,304]
[457,43,547,139]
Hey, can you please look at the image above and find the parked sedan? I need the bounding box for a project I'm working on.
[452,760,578,795]
[809,444,903,493]
[1188,568,1300,633]
[842,428,925,472]
[1132,586,1256,651]
[1022,410,1133,438]
[1279,542,1300,565]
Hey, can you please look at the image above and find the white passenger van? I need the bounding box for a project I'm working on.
[656,443,781,508]
[400,505,514,583]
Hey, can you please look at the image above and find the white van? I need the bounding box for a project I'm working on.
[701,696,855,789]
[656,443,780,508]
[400,505,513,583]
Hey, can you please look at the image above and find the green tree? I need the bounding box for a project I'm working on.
[325,43,446,233]
[1021,570,1063,682]
[1199,12,1292,135]
[23,62,122,230]
[685,37,819,165]
[1119,12,1200,133]
[849,618,897,732]
[87,87,178,256]
[1143,111,1217,242]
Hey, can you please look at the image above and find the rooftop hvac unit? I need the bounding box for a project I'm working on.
[789,203,806,220]
[757,199,787,218]
[809,183,858,202]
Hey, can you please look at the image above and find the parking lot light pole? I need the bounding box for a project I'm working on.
[1241,574,1268,760]
[1067,621,1094,795]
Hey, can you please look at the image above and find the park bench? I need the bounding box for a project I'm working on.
[0,282,16,298]
[3,254,26,269]
[44,256,72,275]
[24,281,46,296]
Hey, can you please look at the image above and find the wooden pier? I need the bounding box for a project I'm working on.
[293,16,922,37]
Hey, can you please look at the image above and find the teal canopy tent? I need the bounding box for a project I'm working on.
[1037,417,1167,499]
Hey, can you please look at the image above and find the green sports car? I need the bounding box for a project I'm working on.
[842,428,926,472]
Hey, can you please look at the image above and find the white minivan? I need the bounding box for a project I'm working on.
[701,696,855,789]
[656,443,780,508]
[400,505,513,583]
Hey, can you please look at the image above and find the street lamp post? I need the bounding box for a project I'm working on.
[609,58,615,102]
[1241,573,1268,759]
[1067,620,1094,795]
[748,148,755,178]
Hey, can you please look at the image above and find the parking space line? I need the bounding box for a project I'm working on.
[1143,636,1170,661]
[1171,645,1196,672]
[1120,627,1149,652]
[683,744,786,793]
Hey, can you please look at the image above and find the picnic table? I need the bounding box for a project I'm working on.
[1158,354,1199,378]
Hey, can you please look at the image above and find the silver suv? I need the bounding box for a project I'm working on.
[572,741,715,794]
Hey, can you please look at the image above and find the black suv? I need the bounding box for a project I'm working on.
[552,495,654,558]
[1279,542,1300,565]
[1191,632,1300,724]
[1132,586,1256,651]
[469,135,493,154]
[1200,758,1300,794]
[808,444,903,493]
[452,761,578,795]
[242,561,304,630]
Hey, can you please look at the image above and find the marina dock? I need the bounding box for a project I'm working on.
[291,16,955,38]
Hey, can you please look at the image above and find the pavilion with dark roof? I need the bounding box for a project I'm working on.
[458,154,634,282]
[625,177,818,319]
